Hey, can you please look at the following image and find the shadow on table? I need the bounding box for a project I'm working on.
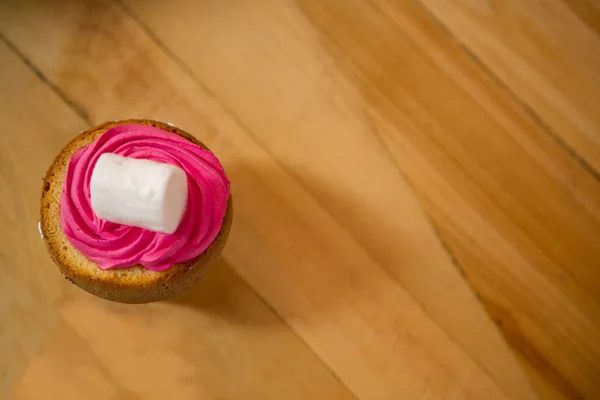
[167,257,277,327]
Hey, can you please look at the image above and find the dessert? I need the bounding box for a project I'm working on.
[39,119,232,303]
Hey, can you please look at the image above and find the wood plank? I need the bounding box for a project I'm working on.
[0,38,355,400]
[415,0,600,173]
[118,0,600,399]
[0,0,535,399]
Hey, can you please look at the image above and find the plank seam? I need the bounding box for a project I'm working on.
[0,32,93,128]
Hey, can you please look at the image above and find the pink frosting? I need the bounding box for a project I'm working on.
[60,124,230,271]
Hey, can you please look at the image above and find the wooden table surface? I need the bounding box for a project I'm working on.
[1,1,599,399]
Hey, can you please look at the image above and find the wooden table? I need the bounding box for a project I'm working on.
[1,1,598,399]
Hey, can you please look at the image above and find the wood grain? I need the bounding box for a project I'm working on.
[0,0,598,399]
[416,0,600,174]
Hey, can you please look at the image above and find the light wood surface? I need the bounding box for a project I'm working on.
[0,1,598,399]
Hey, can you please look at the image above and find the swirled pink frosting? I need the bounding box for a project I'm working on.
[60,124,230,271]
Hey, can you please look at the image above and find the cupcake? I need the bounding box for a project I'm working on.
[40,119,232,303]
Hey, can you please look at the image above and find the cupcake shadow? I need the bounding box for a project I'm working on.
[202,161,402,323]
[167,258,278,326]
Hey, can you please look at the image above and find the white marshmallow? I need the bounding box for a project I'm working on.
[90,153,188,234]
